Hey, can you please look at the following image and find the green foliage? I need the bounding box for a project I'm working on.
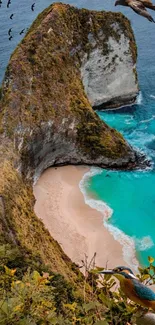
[0,266,105,325]
[0,268,57,325]
[1,254,155,324]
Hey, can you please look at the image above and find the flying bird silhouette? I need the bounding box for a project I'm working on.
[10,13,14,19]
[31,3,35,11]
[7,0,11,8]
[115,0,155,22]
[8,28,12,35]
[19,29,25,35]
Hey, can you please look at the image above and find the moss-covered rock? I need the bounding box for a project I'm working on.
[0,3,146,283]
[0,3,141,179]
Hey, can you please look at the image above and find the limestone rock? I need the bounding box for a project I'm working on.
[81,32,138,109]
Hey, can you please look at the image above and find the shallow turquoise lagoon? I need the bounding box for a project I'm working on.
[87,105,155,267]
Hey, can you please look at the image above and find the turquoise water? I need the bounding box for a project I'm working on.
[88,104,155,267]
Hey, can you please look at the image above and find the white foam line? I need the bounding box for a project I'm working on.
[136,91,143,105]
[79,167,139,272]
[140,116,155,124]
[104,222,139,272]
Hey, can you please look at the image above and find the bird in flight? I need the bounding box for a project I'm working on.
[115,0,155,22]
[31,3,35,11]
[7,0,11,8]
[10,13,14,19]
[8,28,12,36]
[19,29,25,35]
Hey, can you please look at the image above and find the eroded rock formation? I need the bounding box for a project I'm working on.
[81,28,138,109]
[0,3,144,279]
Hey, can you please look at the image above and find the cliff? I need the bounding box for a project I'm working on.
[81,19,138,109]
[0,2,143,282]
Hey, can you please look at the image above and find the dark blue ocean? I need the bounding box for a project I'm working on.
[1,0,155,268]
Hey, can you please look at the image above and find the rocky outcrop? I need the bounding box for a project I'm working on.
[0,3,140,180]
[0,3,144,279]
[81,32,138,109]
[81,33,138,109]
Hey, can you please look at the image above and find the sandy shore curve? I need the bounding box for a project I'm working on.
[33,165,127,270]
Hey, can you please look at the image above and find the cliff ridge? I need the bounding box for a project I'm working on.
[0,3,145,282]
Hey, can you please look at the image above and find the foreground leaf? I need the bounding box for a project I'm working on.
[148,256,154,264]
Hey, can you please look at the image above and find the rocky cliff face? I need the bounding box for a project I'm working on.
[0,3,143,279]
[0,3,140,181]
[81,32,138,109]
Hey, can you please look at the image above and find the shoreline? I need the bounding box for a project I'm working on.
[33,165,130,270]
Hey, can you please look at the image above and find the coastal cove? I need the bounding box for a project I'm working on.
[34,97,155,270]
[33,166,129,270]
[1,1,155,323]
[0,1,145,284]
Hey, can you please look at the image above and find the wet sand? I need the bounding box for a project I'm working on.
[33,165,128,270]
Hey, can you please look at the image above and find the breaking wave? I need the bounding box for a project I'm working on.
[104,222,139,272]
[79,167,112,220]
[79,167,139,272]
[135,236,154,251]
[136,91,143,105]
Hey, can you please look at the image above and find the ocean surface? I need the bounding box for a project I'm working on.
[1,0,155,268]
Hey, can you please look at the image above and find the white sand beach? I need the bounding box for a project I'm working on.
[33,165,128,270]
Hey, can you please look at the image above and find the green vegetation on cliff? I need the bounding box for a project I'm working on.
[0,2,137,165]
[0,3,145,324]
[0,2,139,290]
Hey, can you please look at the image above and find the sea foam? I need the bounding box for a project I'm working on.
[135,236,154,251]
[79,167,113,220]
[79,167,139,272]
[136,91,143,105]
[104,222,139,272]
[140,116,155,124]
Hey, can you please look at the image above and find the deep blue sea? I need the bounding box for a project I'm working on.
[1,0,155,268]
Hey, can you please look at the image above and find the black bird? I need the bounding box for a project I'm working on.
[8,28,12,36]
[7,0,11,8]
[31,3,35,11]
[9,35,13,41]
[19,28,25,35]
[10,13,14,19]
[0,0,2,8]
